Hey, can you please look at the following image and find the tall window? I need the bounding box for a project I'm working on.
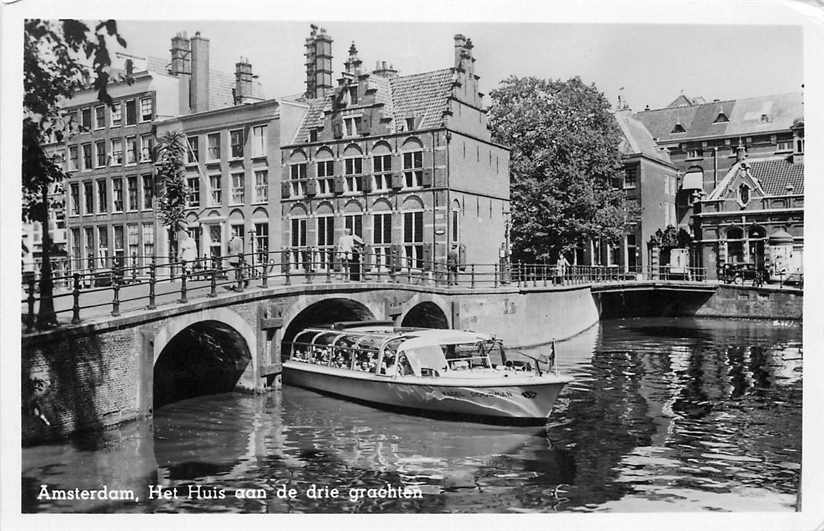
[187,136,199,163]
[140,134,153,162]
[68,146,79,171]
[70,183,80,215]
[208,225,222,257]
[125,99,137,125]
[83,182,94,214]
[231,173,245,204]
[81,108,92,130]
[207,133,221,160]
[142,175,153,209]
[624,166,638,189]
[187,177,200,207]
[111,138,123,165]
[290,218,307,269]
[316,160,334,194]
[97,226,108,269]
[372,213,392,270]
[344,214,363,238]
[142,223,154,261]
[127,224,139,265]
[140,97,153,121]
[84,227,95,269]
[126,136,137,164]
[290,163,306,197]
[403,150,423,188]
[230,130,244,158]
[317,216,335,269]
[94,106,105,129]
[113,225,125,262]
[254,222,269,261]
[251,125,266,157]
[344,157,363,193]
[96,180,107,213]
[95,140,106,167]
[112,178,124,212]
[343,116,361,138]
[82,143,93,170]
[451,209,459,242]
[373,153,391,191]
[403,211,424,269]
[70,228,80,267]
[110,102,122,126]
[254,170,268,202]
[127,176,138,211]
[209,174,222,205]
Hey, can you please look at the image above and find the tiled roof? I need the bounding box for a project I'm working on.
[634,92,802,142]
[615,110,672,165]
[290,67,455,143]
[389,68,454,130]
[747,157,804,195]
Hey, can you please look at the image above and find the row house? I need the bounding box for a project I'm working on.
[280,30,511,274]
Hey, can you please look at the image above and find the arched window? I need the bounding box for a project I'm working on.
[401,138,423,188]
[738,183,750,206]
[343,144,363,193]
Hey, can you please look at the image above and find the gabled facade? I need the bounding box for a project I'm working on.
[692,151,804,280]
[280,31,510,274]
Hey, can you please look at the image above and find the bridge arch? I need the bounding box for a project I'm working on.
[151,307,257,409]
[399,294,451,329]
[280,297,378,361]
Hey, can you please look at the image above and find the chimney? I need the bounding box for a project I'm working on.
[234,57,254,104]
[454,34,475,75]
[305,25,333,99]
[169,32,191,75]
[372,60,398,78]
[190,31,210,113]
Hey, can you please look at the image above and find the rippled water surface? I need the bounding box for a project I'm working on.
[22,317,802,513]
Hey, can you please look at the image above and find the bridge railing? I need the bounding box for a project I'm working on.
[20,249,708,331]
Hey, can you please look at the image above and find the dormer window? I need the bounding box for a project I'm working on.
[738,183,750,206]
[760,113,769,123]
[713,112,729,123]
[309,130,318,142]
[349,87,358,105]
[671,122,686,134]
[405,117,415,131]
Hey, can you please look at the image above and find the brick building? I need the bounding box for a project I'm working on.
[692,147,804,281]
[279,29,510,274]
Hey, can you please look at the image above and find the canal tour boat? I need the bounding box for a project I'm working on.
[283,321,573,424]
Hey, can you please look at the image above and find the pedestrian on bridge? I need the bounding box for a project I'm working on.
[338,228,364,281]
[178,232,198,277]
[447,244,459,286]
[555,253,570,286]
[228,234,245,289]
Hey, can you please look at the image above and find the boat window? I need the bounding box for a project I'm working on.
[379,338,404,376]
[403,345,447,377]
[444,342,492,370]
[397,354,415,377]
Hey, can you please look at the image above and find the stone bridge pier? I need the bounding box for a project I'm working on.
[21,282,605,444]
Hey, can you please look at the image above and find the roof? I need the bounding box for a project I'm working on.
[146,55,243,111]
[615,110,672,165]
[708,156,803,200]
[290,67,456,143]
[634,92,803,142]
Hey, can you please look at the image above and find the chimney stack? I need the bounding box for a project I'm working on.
[169,32,191,75]
[305,25,333,99]
[190,31,210,113]
[372,60,398,78]
[454,34,475,75]
[344,42,362,76]
[234,57,255,104]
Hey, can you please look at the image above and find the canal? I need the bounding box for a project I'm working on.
[22,317,802,513]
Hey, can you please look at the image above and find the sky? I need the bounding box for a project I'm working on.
[114,20,803,112]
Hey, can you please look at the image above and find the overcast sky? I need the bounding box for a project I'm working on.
[112,21,802,111]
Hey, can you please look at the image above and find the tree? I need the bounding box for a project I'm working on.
[153,131,190,271]
[488,76,630,263]
[23,19,128,327]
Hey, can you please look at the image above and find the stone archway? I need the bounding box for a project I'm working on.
[280,297,376,361]
[401,301,450,329]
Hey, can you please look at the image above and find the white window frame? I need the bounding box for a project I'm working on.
[112,177,124,213]
[186,176,201,207]
[251,125,266,157]
[344,156,363,193]
[140,97,153,122]
[94,105,106,130]
[402,209,424,270]
[126,175,139,212]
[254,170,268,203]
[207,133,221,161]
[372,153,391,191]
[110,102,122,127]
[230,129,244,159]
[96,180,107,214]
[776,140,793,153]
[402,150,423,189]
[316,160,334,195]
[230,172,245,204]
[290,163,306,197]
[140,134,153,162]
[125,136,137,165]
[95,140,107,168]
[209,174,222,206]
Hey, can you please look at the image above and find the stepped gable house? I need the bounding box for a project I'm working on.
[279,28,511,274]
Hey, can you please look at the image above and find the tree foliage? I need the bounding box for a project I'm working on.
[488,76,630,262]
[154,130,189,235]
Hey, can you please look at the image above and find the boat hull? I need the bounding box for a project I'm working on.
[283,362,570,424]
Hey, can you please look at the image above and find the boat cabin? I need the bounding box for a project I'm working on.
[288,323,506,378]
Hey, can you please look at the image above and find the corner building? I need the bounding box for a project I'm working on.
[280,30,511,274]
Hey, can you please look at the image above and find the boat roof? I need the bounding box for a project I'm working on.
[296,322,492,351]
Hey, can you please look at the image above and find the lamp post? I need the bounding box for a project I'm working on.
[248,228,256,279]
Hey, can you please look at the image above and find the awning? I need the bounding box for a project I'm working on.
[682,172,703,190]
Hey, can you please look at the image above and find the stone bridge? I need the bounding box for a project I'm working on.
[20,276,731,444]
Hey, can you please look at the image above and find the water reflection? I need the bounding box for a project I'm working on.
[22,317,801,513]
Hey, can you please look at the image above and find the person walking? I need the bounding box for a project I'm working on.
[227,233,244,289]
[177,232,198,277]
[447,244,459,286]
[337,228,364,281]
[555,252,570,285]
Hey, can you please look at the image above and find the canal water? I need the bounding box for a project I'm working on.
[21,317,802,513]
